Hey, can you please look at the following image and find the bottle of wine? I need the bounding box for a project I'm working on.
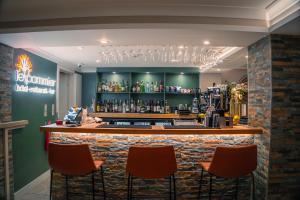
[165,100,170,114]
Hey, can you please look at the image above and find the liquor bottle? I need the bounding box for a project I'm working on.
[130,99,135,113]
[146,82,150,93]
[132,83,136,92]
[160,100,164,113]
[165,100,170,114]
[97,82,102,92]
[156,100,161,113]
[151,82,154,93]
[121,80,125,92]
[125,81,129,92]
[122,101,126,113]
[140,81,145,93]
[136,81,140,93]
[155,81,159,92]
[125,100,130,112]
[159,80,164,92]
[146,100,150,112]
[96,101,101,112]
[136,99,141,113]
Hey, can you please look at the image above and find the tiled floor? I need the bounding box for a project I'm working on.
[15,172,50,200]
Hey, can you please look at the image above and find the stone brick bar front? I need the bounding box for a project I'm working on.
[43,124,261,200]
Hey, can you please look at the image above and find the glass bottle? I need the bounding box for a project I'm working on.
[159,80,164,92]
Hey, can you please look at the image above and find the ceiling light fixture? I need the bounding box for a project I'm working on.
[180,72,184,75]
[216,68,221,71]
[245,55,249,58]
[77,46,83,50]
[112,71,116,74]
[203,40,210,45]
[146,72,150,74]
[99,39,110,44]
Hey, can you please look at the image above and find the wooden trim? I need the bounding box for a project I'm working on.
[40,123,263,135]
[89,113,197,119]
[0,120,29,129]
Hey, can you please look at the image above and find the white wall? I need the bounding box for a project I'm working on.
[200,69,247,91]
[221,69,247,83]
[56,65,82,118]
[200,73,222,91]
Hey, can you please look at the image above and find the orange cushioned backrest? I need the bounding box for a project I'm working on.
[208,145,257,178]
[48,143,97,176]
[126,146,177,179]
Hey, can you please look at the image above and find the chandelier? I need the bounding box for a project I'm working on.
[96,45,238,71]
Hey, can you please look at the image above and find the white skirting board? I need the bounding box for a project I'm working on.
[14,170,50,199]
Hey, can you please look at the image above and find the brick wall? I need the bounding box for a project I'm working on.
[269,35,300,199]
[0,43,14,199]
[248,34,300,200]
[248,36,272,199]
[50,133,255,200]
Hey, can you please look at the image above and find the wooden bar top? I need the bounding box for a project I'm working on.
[40,123,262,135]
[89,112,197,119]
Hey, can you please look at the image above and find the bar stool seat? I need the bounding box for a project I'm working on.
[126,145,177,200]
[198,145,257,200]
[48,143,106,200]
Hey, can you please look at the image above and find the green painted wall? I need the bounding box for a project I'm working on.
[82,73,97,108]
[12,49,57,191]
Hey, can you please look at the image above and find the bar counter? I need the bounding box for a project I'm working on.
[40,123,262,135]
[41,119,262,200]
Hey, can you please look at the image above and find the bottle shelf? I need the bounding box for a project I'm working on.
[165,92,198,95]
[98,92,130,94]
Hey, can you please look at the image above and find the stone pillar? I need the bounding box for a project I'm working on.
[248,35,300,199]
[0,43,14,199]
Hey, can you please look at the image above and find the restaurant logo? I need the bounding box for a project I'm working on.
[15,54,56,95]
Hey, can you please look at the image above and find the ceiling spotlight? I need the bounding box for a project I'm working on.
[96,59,100,63]
[77,46,83,50]
[180,72,184,75]
[203,40,210,45]
[112,71,116,74]
[146,72,150,74]
[178,45,184,49]
[99,39,110,44]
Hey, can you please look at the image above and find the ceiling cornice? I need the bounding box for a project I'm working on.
[266,0,300,30]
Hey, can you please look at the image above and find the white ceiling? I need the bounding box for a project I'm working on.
[0,28,263,72]
[0,0,298,73]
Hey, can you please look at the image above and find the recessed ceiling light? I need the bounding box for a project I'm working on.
[112,71,116,74]
[178,45,184,49]
[203,40,210,45]
[146,72,150,74]
[180,72,184,75]
[96,59,100,63]
[77,46,83,50]
[99,39,111,44]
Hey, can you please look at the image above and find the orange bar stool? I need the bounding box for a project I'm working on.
[198,145,257,200]
[126,146,177,200]
[48,143,106,200]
